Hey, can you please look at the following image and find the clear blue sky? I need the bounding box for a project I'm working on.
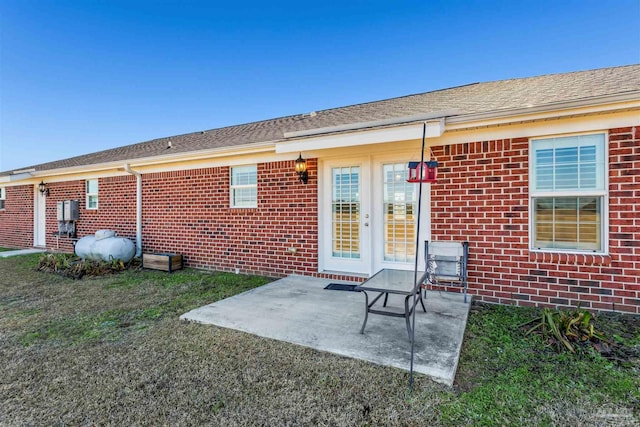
[1,0,639,172]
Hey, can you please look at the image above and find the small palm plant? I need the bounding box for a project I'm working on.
[522,307,608,353]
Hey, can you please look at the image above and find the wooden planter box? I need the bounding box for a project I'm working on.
[143,253,183,272]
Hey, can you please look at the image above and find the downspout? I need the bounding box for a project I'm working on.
[124,164,142,258]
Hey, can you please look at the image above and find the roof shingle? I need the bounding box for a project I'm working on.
[3,64,639,175]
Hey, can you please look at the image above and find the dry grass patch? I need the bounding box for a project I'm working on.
[1,254,638,426]
[2,319,448,426]
[1,254,445,426]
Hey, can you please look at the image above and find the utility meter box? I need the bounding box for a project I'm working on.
[64,200,79,221]
[56,200,79,238]
[57,201,65,220]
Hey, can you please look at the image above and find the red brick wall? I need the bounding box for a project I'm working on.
[0,185,34,248]
[141,160,318,276]
[41,160,319,278]
[428,126,639,314]
[1,127,637,313]
[44,177,138,253]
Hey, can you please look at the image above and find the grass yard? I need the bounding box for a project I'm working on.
[1,254,638,426]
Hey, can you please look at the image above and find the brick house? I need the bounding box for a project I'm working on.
[1,65,639,313]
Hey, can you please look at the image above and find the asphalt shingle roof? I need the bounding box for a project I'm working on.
[3,64,639,176]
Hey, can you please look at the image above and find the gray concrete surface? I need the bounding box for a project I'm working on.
[0,248,47,258]
[181,275,471,386]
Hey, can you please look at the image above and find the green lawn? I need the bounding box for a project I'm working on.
[1,254,638,426]
[0,247,16,252]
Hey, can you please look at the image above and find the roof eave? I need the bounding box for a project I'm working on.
[276,91,640,153]
[446,91,640,128]
[7,140,278,182]
[4,89,638,183]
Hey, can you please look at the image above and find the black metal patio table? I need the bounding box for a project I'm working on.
[355,269,427,341]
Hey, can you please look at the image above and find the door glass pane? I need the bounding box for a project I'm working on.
[332,167,360,259]
[383,163,417,262]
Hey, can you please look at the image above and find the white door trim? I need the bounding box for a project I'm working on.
[34,188,46,247]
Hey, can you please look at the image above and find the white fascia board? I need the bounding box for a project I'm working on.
[425,118,446,137]
[9,172,35,181]
[284,112,455,138]
[115,141,277,168]
[11,141,277,182]
[0,174,33,184]
[447,92,640,130]
[131,151,299,175]
[0,169,34,183]
[11,168,35,174]
[276,119,444,154]
[436,109,639,146]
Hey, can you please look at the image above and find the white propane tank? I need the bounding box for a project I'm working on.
[94,229,117,241]
[75,230,136,262]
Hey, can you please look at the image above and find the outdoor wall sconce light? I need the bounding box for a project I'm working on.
[407,160,438,183]
[38,181,50,196]
[295,153,309,184]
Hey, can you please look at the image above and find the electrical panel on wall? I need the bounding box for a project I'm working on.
[64,200,79,220]
[56,200,79,237]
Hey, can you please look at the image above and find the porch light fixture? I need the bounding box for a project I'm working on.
[38,181,50,196]
[407,160,438,183]
[294,153,308,184]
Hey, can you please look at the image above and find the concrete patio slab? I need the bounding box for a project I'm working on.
[0,248,47,258]
[181,275,471,385]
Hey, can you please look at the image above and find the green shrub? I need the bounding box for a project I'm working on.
[36,253,138,279]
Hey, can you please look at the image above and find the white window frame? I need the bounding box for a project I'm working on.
[0,187,5,210]
[230,165,257,208]
[529,132,608,254]
[86,179,99,210]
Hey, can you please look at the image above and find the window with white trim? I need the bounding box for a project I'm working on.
[86,179,99,209]
[530,133,606,252]
[0,187,5,210]
[230,165,257,208]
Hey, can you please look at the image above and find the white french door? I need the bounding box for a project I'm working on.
[373,160,421,272]
[322,159,371,274]
[321,155,429,276]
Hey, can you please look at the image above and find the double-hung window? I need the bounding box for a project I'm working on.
[0,187,5,210]
[530,133,606,253]
[86,179,99,209]
[230,165,257,208]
